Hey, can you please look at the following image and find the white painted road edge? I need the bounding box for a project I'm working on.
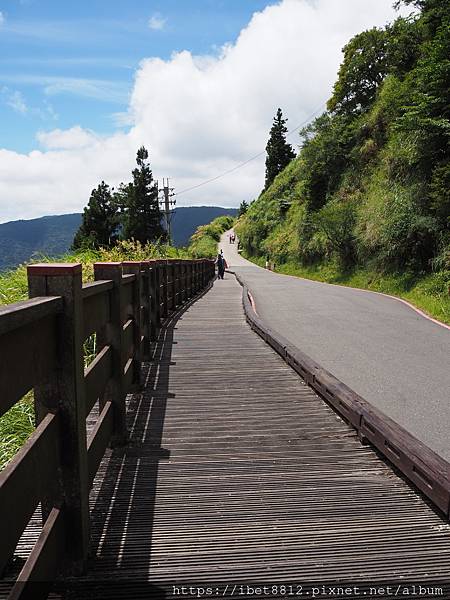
[224,229,450,332]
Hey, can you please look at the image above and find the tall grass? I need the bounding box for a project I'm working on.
[0,393,34,470]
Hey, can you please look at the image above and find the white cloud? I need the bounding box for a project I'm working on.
[4,89,28,114]
[8,91,28,114]
[0,0,412,223]
[1,74,129,104]
[148,13,167,31]
[0,12,5,27]
[36,126,98,150]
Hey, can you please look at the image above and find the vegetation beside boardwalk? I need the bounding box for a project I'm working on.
[236,0,450,325]
[188,215,235,258]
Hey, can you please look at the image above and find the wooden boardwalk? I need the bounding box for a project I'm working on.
[60,276,450,596]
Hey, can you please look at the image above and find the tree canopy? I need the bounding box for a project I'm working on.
[237,0,450,280]
[73,147,166,249]
[72,181,118,249]
[121,146,165,243]
[264,108,296,190]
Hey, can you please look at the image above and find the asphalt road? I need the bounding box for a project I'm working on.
[219,231,450,461]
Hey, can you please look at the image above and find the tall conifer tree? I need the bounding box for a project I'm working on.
[121,146,165,243]
[264,108,296,190]
[72,181,118,249]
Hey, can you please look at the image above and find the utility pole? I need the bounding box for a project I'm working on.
[158,178,176,244]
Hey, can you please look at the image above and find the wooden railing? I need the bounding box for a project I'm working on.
[0,258,215,598]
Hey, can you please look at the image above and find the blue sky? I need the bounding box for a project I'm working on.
[0,0,271,153]
[0,0,407,222]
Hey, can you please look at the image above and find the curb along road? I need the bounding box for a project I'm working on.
[231,269,450,519]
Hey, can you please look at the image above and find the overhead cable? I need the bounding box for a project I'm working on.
[175,102,326,197]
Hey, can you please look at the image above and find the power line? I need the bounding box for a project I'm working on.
[175,102,326,198]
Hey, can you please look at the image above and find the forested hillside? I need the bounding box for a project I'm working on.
[236,0,449,321]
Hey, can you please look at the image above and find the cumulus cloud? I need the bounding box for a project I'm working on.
[0,0,411,223]
[148,13,167,31]
[36,126,99,150]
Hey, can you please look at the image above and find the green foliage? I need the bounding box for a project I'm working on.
[312,200,357,268]
[328,27,389,115]
[72,181,118,250]
[74,146,165,251]
[236,0,449,321]
[188,215,235,258]
[300,113,355,211]
[236,156,304,258]
[327,17,421,116]
[0,393,34,470]
[120,146,166,243]
[429,161,450,224]
[238,200,249,218]
[396,10,450,173]
[264,108,296,190]
[366,188,439,270]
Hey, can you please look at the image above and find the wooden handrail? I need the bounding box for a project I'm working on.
[0,258,215,598]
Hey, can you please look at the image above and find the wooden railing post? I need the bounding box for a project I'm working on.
[174,261,180,308]
[181,261,186,303]
[93,262,128,447]
[177,261,182,304]
[27,263,90,574]
[170,262,176,310]
[193,262,197,294]
[187,262,192,298]
[139,262,151,361]
[198,261,202,292]
[150,261,161,338]
[160,261,168,319]
[123,261,143,387]
[186,262,190,299]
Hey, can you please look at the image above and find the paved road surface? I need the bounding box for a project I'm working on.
[219,231,450,461]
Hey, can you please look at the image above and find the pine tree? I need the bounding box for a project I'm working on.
[72,181,118,249]
[121,146,165,243]
[264,108,296,190]
[238,200,249,217]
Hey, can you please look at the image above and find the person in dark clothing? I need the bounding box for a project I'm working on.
[216,252,226,279]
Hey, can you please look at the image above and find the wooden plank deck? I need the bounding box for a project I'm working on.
[60,277,450,595]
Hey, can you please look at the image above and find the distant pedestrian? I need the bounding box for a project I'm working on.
[265,255,270,270]
[216,251,226,280]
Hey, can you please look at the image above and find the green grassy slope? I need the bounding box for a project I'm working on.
[236,1,449,323]
[188,215,235,258]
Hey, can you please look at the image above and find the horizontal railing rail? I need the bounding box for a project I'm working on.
[0,258,215,599]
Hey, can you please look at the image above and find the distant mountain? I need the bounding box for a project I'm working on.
[0,206,238,272]
[0,214,83,272]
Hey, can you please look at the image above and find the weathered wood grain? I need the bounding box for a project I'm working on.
[56,276,450,597]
